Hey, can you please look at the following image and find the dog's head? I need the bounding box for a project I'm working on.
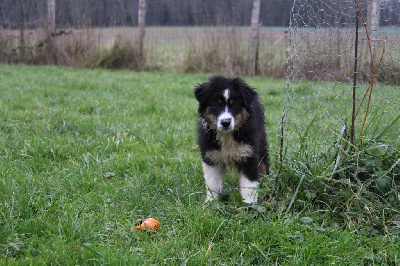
[194,76,257,133]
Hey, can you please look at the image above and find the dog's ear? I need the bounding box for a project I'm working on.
[231,77,258,109]
[194,82,210,103]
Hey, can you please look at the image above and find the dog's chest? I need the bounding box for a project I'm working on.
[205,133,253,166]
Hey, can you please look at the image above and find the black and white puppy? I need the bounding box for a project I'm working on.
[194,76,269,204]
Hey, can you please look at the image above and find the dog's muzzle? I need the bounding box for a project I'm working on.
[217,113,235,132]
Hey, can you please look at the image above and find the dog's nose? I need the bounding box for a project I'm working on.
[221,118,231,128]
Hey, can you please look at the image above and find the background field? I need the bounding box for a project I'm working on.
[1,26,289,78]
[1,64,399,264]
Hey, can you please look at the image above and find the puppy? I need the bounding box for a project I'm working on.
[194,76,269,204]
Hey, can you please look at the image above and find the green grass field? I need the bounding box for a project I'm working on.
[1,64,399,264]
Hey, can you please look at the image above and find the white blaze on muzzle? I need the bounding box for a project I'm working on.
[217,89,235,132]
[217,106,235,132]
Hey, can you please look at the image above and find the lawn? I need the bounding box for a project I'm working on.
[0,64,399,264]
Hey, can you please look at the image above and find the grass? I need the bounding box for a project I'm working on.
[0,64,399,264]
[280,75,399,236]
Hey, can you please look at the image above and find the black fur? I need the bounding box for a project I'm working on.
[194,76,269,183]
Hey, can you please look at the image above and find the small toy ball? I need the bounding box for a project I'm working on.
[134,218,160,231]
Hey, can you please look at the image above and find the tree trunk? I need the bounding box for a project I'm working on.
[249,0,261,76]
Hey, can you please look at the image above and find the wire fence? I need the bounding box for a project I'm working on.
[280,0,399,228]
[283,0,399,158]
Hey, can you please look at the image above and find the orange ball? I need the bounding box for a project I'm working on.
[135,218,160,231]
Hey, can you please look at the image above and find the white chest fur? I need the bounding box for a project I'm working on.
[205,132,253,166]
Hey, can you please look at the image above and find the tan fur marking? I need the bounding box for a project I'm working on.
[205,132,253,166]
[203,107,217,128]
[234,108,249,128]
[258,162,267,175]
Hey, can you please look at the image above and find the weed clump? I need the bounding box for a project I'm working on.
[274,127,400,235]
[96,37,144,70]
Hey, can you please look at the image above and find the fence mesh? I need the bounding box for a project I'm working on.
[283,0,400,158]
[280,0,399,229]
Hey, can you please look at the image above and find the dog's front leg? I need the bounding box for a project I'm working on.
[238,158,259,204]
[202,162,225,202]
[239,175,259,204]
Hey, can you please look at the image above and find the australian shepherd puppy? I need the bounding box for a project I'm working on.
[194,76,269,204]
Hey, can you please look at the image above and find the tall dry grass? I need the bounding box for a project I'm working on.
[0,28,142,69]
[184,28,249,76]
[0,29,100,67]
[183,27,288,78]
[0,27,289,77]
[0,26,398,85]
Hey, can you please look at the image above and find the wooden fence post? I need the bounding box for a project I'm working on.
[367,0,380,59]
[19,0,26,59]
[249,0,261,76]
[47,0,56,34]
[138,0,147,62]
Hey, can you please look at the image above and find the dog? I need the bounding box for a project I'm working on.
[194,76,269,204]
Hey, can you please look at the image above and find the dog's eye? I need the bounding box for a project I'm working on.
[230,102,240,107]
[212,100,222,107]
